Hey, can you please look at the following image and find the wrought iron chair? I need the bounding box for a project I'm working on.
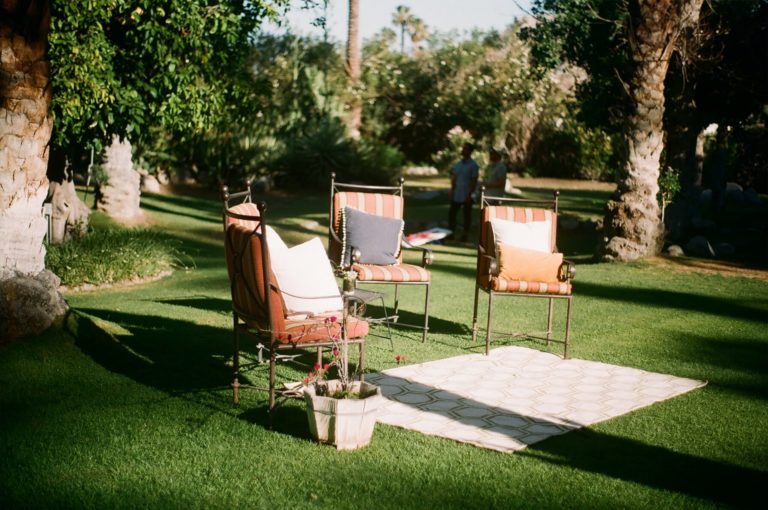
[328,173,433,342]
[471,188,575,357]
[221,186,368,417]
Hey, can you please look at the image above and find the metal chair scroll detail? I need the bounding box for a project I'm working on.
[471,188,575,358]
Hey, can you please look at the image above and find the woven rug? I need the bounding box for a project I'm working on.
[365,347,706,453]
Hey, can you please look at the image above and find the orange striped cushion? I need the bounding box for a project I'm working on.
[477,273,572,295]
[353,263,430,283]
[277,314,369,345]
[226,202,261,229]
[333,192,403,234]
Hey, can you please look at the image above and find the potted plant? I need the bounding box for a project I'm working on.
[302,315,382,450]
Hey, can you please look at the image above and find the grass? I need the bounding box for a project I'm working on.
[45,215,189,287]
[1,181,767,509]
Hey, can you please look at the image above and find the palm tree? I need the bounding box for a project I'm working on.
[408,17,428,55]
[0,0,52,277]
[392,5,413,54]
[0,0,68,339]
[599,0,705,261]
[346,0,362,137]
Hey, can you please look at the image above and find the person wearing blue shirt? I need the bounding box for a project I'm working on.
[449,142,479,242]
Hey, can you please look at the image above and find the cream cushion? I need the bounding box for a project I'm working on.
[490,217,551,253]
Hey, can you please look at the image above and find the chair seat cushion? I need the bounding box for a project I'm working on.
[353,263,430,283]
[478,274,572,295]
[276,314,369,345]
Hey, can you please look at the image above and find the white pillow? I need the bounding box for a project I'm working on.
[265,226,289,259]
[490,217,552,253]
[270,236,343,316]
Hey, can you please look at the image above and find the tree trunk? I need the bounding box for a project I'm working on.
[345,0,362,138]
[96,135,143,222]
[599,0,704,262]
[0,0,68,341]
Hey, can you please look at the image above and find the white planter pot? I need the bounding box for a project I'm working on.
[303,380,382,450]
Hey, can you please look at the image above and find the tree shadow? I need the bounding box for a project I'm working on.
[522,428,764,508]
[577,281,767,323]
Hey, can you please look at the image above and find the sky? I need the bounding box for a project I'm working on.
[265,0,533,43]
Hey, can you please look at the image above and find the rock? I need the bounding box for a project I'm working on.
[699,189,712,204]
[0,270,69,341]
[726,182,743,192]
[685,235,715,257]
[743,187,762,204]
[714,242,736,257]
[691,216,717,231]
[666,245,685,257]
[141,174,162,194]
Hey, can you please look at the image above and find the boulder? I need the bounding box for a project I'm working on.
[0,270,69,341]
[714,242,736,258]
[685,235,715,257]
[666,245,685,257]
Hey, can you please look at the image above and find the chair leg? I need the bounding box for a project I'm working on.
[546,298,554,346]
[422,283,430,343]
[471,284,480,343]
[564,297,573,359]
[393,284,400,316]
[485,292,494,355]
[268,346,277,428]
[232,315,240,405]
[378,295,394,350]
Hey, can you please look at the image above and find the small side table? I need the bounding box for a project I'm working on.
[343,287,394,350]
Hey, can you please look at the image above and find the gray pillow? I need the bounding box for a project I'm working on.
[342,206,403,266]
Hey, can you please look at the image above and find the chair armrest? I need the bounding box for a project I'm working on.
[400,239,434,267]
[558,259,576,281]
[479,254,499,277]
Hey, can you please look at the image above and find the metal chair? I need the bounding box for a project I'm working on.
[471,188,575,357]
[328,173,433,342]
[221,186,368,418]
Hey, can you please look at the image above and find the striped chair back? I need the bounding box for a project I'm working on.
[481,206,557,256]
[223,204,285,336]
[329,191,404,266]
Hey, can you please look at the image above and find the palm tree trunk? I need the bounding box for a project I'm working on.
[345,0,362,138]
[0,1,52,277]
[599,0,704,261]
[0,0,68,341]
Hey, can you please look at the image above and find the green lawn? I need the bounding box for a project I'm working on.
[1,182,766,509]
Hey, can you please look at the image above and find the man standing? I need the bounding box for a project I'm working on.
[449,142,479,242]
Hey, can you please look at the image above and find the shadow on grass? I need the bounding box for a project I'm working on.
[522,428,764,508]
[577,281,767,323]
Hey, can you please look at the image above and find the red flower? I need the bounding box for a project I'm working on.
[329,316,338,323]
[332,347,339,358]
[308,372,314,378]
[314,362,321,370]
[395,354,402,364]
[323,363,331,370]
[303,377,309,385]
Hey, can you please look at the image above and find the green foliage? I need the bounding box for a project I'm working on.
[45,227,186,287]
[48,0,288,152]
[527,118,618,181]
[658,167,681,205]
[271,117,402,189]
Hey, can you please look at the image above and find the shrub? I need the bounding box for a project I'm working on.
[46,228,187,288]
[526,119,617,181]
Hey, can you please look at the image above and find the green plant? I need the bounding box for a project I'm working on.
[45,227,187,287]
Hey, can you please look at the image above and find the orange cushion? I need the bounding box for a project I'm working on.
[498,244,563,283]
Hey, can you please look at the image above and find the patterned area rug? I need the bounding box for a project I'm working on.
[365,347,706,453]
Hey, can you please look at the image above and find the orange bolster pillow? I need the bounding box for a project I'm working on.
[498,243,563,283]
